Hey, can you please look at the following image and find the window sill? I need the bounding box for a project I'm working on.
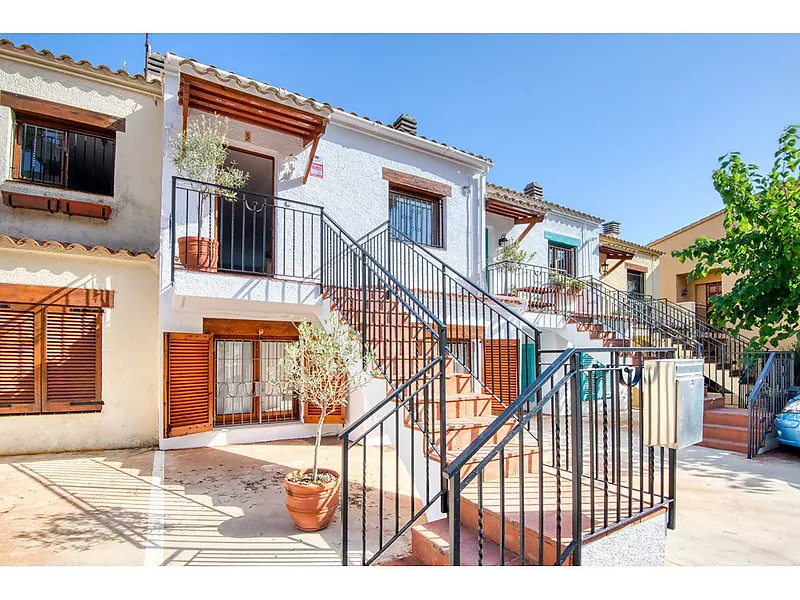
[2,180,115,203]
[2,183,113,220]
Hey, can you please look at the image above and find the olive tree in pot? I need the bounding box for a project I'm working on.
[273,316,377,532]
[495,239,534,295]
[169,115,249,272]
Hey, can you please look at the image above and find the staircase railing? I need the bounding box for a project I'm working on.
[362,226,543,420]
[444,345,678,565]
[320,215,448,565]
[747,351,795,458]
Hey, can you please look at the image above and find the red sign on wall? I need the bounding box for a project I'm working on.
[310,155,324,178]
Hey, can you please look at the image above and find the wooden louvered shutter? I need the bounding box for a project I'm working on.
[42,307,102,413]
[164,332,213,437]
[483,339,519,414]
[302,366,347,425]
[0,306,41,415]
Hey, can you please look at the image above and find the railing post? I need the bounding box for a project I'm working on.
[170,176,177,284]
[448,470,461,565]
[319,210,325,294]
[341,434,349,565]
[569,352,583,565]
[439,324,449,514]
[667,448,677,529]
[361,253,367,359]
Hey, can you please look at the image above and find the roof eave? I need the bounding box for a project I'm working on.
[330,111,492,171]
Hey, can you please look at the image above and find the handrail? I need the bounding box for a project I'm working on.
[339,356,443,437]
[322,214,445,334]
[444,345,674,476]
[173,175,325,211]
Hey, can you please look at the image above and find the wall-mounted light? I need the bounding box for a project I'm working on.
[461,185,471,199]
[286,154,297,177]
[498,234,509,248]
[600,261,609,276]
[681,289,688,297]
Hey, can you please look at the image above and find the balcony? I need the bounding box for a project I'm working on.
[170,177,323,284]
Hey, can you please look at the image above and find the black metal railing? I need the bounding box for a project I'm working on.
[170,177,322,281]
[320,214,449,566]
[362,227,543,421]
[747,352,795,458]
[444,346,678,566]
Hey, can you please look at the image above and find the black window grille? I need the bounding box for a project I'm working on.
[16,121,115,195]
[627,269,645,295]
[389,189,443,248]
[548,242,576,276]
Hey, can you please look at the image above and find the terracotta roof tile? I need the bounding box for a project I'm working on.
[0,235,155,261]
[487,183,604,224]
[599,234,663,257]
[175,55,491,164]
[0,38,161,93]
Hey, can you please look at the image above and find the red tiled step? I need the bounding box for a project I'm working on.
[411,517,521,566]
[697,438,748,453]
[443,441,540,481]
[702,423,748,444]
[404,415,515,452]
[704,407,747,428]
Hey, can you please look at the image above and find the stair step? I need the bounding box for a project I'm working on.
[697,437,748,453]
[403,415,515,452]
[443,441,540,481]
[376,555,424,566]
[703,423,748,443]
[411,517,521,566]
[703,407,747,427]
[704,396,725,410]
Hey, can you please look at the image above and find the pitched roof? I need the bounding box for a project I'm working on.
[172,54,492,164]
[486,183,604,224]
[0,38,161,96]
[599,234,663,257]
[0,235,155,261]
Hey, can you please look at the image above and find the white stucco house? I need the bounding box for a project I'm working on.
[0,39,163,455]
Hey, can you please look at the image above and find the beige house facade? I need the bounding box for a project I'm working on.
[0,39,163,455]
[598,223,662,297]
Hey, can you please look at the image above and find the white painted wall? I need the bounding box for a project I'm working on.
[0,247,159,455]
[0,56,163,255]
[486,211,601,279]
[601,249,660,298]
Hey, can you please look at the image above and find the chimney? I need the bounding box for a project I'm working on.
[523,181,543,201]
[602,221,621,238]
[391,113,418,135]
[145,50,165,82]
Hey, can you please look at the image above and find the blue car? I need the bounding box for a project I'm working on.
[775,397,800,449]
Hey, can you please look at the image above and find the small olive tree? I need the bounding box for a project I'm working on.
[275,315,378,483]
[496,239,534,265]
[169,114,249,202]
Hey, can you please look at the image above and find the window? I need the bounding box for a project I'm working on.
[627,269,645,295]
[389,188,443,247]
[548,243,576,276]
[0,304,102,416]
[15,119,116,195]
[214,339,299,426]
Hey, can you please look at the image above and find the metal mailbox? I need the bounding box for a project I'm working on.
[641,359,704,449]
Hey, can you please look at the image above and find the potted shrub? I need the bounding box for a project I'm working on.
[169,115,249,272]
[272,316,377,532]
[551,273,587,295]
[495,240,534,294]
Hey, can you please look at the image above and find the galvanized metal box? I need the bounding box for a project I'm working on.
[641,359,704,449]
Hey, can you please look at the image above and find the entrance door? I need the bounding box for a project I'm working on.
[695,281,722,320]
[218,149,275,275]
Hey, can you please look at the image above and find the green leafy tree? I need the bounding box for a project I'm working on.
[674,125,800,348]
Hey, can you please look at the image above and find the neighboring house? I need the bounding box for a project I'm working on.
[650,210,726,319]
[485,182,603,279]
[598,221,662,298]
[153,51,492,449]
[0,39,163,455]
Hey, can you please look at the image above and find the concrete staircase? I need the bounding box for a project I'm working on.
[698,395,748,453]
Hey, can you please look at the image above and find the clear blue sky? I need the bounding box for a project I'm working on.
[4,33,798,244]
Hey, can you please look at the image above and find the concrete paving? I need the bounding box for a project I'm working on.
[0,438,798,566]
[666,444,800,566]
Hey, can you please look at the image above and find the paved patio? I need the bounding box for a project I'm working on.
[0,438,798,566]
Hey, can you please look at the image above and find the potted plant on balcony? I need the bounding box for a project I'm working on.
[169,115,249,272]
[272,316,377,532]
[551,273,587,295]
[495,239,534,295]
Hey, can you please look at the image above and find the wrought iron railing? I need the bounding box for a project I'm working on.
[170,177,322,281]
[444,346,678,566]
[747,352,795,458]
[320,214,449,566]
[362,227,543,420]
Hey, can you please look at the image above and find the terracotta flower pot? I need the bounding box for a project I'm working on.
[284,468,341,532]
[177,236,218,272]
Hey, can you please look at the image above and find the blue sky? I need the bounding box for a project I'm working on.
[4,33,798,244]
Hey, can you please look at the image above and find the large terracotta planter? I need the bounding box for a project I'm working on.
[284,468,341,532]
[177,236,218,272]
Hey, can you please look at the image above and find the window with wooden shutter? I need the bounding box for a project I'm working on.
[483,339,519,414]
[303,399,346,424]
[164,332,214,438]
[42,307,102,413]
[0,306,41,415]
